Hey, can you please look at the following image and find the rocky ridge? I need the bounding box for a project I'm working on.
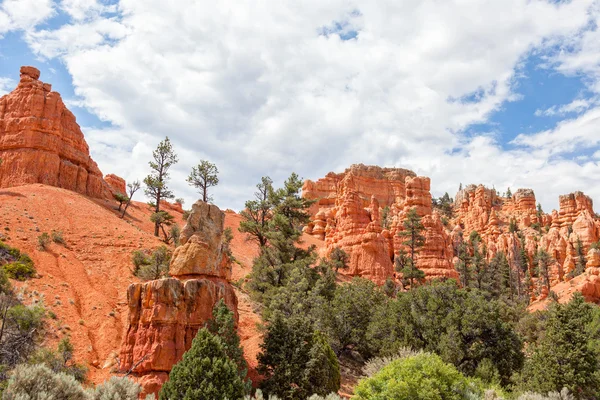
[304,165,600,303]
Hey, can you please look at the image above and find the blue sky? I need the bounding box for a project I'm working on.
[2,0,600,211]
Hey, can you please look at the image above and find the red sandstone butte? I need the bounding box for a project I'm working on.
[0,66,112,198]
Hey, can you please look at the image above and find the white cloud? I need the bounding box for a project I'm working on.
[534,98,595,117]
[0,0,55,35]
[18,0,600,212]
[0,77,15,96]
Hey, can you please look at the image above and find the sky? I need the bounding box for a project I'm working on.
[1,0,600,212]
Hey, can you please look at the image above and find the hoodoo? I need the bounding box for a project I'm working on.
[119,200,238,395]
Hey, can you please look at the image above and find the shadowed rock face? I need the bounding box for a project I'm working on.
[119,201,238,395]
[0,66,113,198]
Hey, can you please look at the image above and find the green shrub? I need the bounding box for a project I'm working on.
[354,352,482,400]
[3,363,89,400]
[37,232,51,250]
[159,328,246,400]
[51,230,65,244]
[135,246,171,281]
[92,376,141,400]
[3,261,36,281]
[258,315,340,400]
[0,242,36,281]
[0,267,11,294]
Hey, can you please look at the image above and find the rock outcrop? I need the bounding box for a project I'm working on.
[0,66,113,198]
[119,201,238,395]
[303,165,458,283]
[104,174,126,195]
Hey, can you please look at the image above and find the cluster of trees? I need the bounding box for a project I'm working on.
[113,137,220,244]
[232,174,600,399]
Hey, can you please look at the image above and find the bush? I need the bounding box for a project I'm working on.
[159,328,247,400]
[27,338,87,382]
[0,242,36,281]
[354,352,482,400]
[516,389,573,400]
[134,246,171,281]
[92,376,141,400]
[362,348,421,378]
[0,268,11,294]
[3,261,36,281]
[37,232,51,250]
[51,230,65,244]
[3,363,89,400]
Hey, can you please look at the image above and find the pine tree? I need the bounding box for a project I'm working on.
[329,247,349,274]
[159,328,246,400]
[519,293,600,396]
[534,249,554,293]
[207,300,251,393]
[456,240,471,288]
[258,315,340,400]
[239,176,274,248]
[397,207,426,287]
[574,237,586,277]
[144,137,178,237]
[187,160,219,203]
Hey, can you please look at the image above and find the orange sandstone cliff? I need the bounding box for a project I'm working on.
[303,164,457,284]
[0,66,114,199]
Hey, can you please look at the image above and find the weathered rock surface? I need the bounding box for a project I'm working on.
[105,174,126,195]
[303,164,458,283]
[119,278,238,373]
[170,200,231,279]
[119,201,237,395]
[0,66,113,198]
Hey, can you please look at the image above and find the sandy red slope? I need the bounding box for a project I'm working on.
[0,183,275,388]
[0,184,185,384]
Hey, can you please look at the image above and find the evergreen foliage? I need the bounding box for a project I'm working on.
[144,137,178,237]
[518,293,600,397]
[159,328,246,400]
[207,300,251,393]
[365,280,523,385]
[397,207,426,287]
[187,160,219,203]
[258,315,340,400]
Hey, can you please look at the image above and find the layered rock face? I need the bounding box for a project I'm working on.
[119,201,237,394]
[455,184,600,299]
[303,165,457,283]
[304,165,599,300]
[0,66,112,198]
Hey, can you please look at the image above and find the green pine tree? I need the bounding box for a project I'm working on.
[398,207,426,287]
[159,328,246,400]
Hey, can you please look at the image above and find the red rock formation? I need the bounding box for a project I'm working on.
[0,66,113,198]
[119,201,238,395]
[105,174,126,195]
[303,165,457,283]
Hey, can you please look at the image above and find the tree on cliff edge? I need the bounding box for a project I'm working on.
[397,207,426,288]
[144,137,178,237]
[187,160,219,203]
